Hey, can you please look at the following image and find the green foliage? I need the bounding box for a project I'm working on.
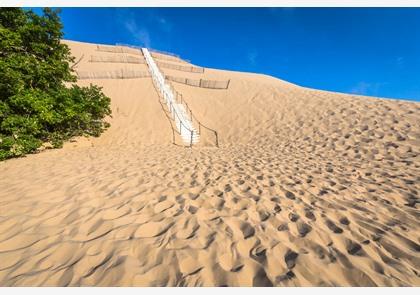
[0,8,111,160]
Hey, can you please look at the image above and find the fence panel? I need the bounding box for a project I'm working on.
[200,79,230,89]
[76,69,150,79]
[89,55,146,64]
[157,61,204,73]
[168,76,186,84]
[186,79,201,87]
[165,75,230,89]
[190,67,205,73]
[96,45,143,56]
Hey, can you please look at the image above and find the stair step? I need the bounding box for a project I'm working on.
[142,47,200,145]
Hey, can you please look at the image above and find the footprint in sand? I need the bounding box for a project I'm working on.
[284,249,299,269]
[339,217,351,225]
[277,223,289,232]
[224,218,256,239]
[346,240,364,256]
[276,270,296,283]
[289,212,300,222]
[250,244,267,264]
[296,221,312,237]
[284,191,296,200]
[325,219,343,234]
[305,210,316,221]
[258,210,270,222]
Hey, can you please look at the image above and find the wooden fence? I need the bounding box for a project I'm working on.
[165,75,230,89]
[157,61,204,73]
[76,69,150,79]
[96,45,143,56]
[89,55,146,64]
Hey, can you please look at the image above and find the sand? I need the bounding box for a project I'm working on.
[0,40,419,286]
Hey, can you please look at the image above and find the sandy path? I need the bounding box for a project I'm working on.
[0,40,419,286]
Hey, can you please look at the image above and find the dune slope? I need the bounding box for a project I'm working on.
[0,40,419,286]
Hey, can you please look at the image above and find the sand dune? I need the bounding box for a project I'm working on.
[0,40,419,286]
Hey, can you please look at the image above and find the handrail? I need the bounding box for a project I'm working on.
[164,78,219,147]
[151,75,196,147]
[165,75,230,90]
[143,48,197,147]
[151,77,177,145]
[143,46,218,147]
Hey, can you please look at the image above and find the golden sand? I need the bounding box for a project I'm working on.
[0,40,419,286]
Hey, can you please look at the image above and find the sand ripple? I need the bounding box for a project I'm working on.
[0,40,419,286]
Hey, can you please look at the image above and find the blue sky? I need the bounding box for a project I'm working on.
[51,8,420,101]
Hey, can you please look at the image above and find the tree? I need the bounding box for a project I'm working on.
[0,8,111,160]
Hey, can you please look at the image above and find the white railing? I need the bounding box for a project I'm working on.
[142,48,199,146]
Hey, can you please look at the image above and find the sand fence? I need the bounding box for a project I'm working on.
[96,44,143,56]
[165,75,230,90]
[76,69,150,79]
[112,44,190,63]
[89,55,146,64]
[96,44,201,72]
[157,61,204,73]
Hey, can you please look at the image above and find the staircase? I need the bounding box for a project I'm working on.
[142,48,199,145]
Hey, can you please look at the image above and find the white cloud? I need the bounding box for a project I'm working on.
[116,9,173,49]
[124,18,151,48]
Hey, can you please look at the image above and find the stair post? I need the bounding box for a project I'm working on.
[142,47,201,146]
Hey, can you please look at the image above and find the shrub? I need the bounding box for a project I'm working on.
[0,8,111,160]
